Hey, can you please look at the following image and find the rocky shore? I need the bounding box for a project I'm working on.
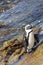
[0,27,42,65]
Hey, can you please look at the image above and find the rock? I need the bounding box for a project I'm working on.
[18,47,25,56]
[18,44,43,65]
[8,47,25,64]
[33,27,41,34]
[0,55,2,61]
[0,24,6,28]
[0,34,24,51]
[8,49,21,64]
[0,61,6,65]
[2,50,7,58]
[33,44,43,57]
[8,54,19,64]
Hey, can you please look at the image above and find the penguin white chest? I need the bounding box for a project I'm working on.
[27,32,35,49]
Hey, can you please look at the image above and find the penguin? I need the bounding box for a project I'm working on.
[24,24,39,53]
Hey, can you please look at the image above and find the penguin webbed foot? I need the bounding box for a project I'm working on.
[26,48,33,53]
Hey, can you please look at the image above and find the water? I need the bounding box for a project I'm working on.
[0,0,43,65]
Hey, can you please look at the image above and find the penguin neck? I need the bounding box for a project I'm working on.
[26,29,32,38]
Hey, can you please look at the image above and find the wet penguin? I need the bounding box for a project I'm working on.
[24,24,39,53]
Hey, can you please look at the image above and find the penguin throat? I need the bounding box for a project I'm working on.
[26,29,33,38]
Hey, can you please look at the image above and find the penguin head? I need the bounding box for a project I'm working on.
[25,24,32,37]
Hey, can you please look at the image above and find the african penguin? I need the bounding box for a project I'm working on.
[24,24,35,53]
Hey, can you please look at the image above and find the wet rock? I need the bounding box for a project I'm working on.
[8,54,20,64]
[0,28,17,37]
[0,55,2,61]
[0,60,6,65]
[0,34,23,51]
[0,24,6,28]
[18,44,43,65]
[33,27,41,34]
[8,47,25,64]
[2,50,8,58]
[0,27,42,65]
[33,44,43,57]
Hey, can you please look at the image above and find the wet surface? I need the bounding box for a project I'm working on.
[0,0,43,65]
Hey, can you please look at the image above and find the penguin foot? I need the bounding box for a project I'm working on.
[27,49,33,53]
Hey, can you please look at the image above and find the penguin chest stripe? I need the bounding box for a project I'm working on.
[28,32,35,49]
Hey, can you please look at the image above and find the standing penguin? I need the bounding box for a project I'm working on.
[24,24,39,53]
[24,24,35,53]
